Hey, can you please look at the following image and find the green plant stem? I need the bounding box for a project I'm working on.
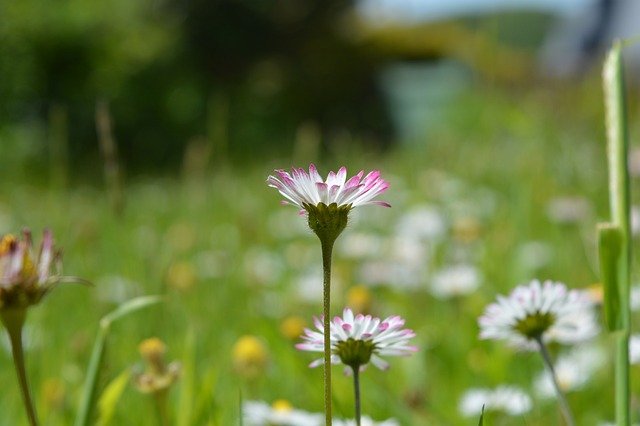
[535,337,575,426]
[2,309,39,426]
[352,367,361,426]
[155,390,170,426]
[615,333,630,426]
[321,238,335,426]
[603,41,631,426]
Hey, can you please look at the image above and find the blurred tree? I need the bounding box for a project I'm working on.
[0,0,393,176]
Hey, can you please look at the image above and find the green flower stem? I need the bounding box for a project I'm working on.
[308,202,349,426]
[535,337,575,426]
[352,367,362,426]
[615,334,630,426]
[603,41,632,426]
[154,389,170,426]
[1,308,39,426]
[320,237,335,426]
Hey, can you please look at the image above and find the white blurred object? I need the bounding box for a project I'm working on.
[429,264,482,299]
[459,385,532,417]
[357,0,595,27]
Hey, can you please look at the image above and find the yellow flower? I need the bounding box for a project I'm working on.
[232,335,268,379]
[132,337,181,394]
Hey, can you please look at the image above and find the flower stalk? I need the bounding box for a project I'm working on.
[309,203,349,426]
[535,336,575,426]
[268,165,390,426]
[1,308,39,426]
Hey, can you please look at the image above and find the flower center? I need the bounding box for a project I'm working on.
[514,311,555,339]
[334,338,375,370]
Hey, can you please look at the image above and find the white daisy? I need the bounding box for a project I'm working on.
[242,400,323,426]
[267,164,390,214]
[478,279,598,350]
[333,416,400,426]
[459,385,532,417]
[296,307,418,373]
[429,264,481,299]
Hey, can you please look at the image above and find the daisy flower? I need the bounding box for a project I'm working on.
[242,400,323,426]
[459,385,532,417]
[429,264,482,299]
[333,416,400,426]
[0,229,61,309]
[478,279,598,351]
[267,164,390,214]
[296,307,418,373]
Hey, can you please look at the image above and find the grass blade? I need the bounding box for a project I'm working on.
[74,296,163,426]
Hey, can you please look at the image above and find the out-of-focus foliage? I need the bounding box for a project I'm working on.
[0,0,396,174]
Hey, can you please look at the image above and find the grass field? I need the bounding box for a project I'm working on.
[1,76,639,425]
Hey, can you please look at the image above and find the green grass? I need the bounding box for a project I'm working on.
[0,77,637,425]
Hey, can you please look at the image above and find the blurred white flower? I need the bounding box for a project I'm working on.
[515,241,553,271]
[459,385,532,417]
[358,260,424,290]
[629,334,640,365]
[333,416,400,426]
[429,264,481,299]
[631,206,640,236]
[479,280,599,351]
[534,345,606,398]
[242,400,323,426]
[95,275,143,304]
[243,247,284,285]
[630,285,640,312]
[546,196,592,224]
[395,205,446,241]
[340,232,384,259]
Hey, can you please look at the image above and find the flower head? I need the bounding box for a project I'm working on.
[131,337,181,394]
[296,307,418,374]
[459,385,532,417]
[478,280,598,350]
[242,400,323,426]
[267,164,390,214]
[0,229,63,310]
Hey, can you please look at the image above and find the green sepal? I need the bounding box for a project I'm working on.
[305,202,350,245]
[598,223,624,332]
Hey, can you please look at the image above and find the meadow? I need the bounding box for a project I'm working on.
[1,73,638,426]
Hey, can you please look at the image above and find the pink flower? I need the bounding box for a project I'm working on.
[296,307,418,374]
[267,164,390,214]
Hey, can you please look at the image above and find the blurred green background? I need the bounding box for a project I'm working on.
[1,0,640,425]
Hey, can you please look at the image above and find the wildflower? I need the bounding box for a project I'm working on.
[242,400,323,426]
[268,165,391,426]
[629,334,640,365]
[131,338,181,394]
[0,229,64,312]
[478,279,598,351]
[429,264,481,299]
[0,228,86,426]
[280,316,307,340]
[232,335,268,379]
[333,416,400,426]
[267,164,390,215]
[296,307,418,374]
[345,285,373,314]
[459,385,532,417]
